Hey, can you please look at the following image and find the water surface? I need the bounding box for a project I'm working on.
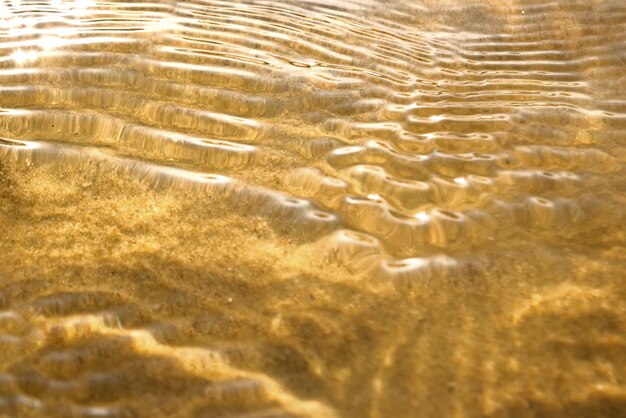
[0,0,625,417]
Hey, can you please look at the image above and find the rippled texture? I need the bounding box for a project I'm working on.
[0,0,625,417]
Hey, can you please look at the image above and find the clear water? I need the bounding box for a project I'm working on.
[0,1,625,417]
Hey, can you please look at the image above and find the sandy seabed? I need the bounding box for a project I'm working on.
[1,0,626,417]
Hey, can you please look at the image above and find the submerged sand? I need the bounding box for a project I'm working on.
[1,0,626,417]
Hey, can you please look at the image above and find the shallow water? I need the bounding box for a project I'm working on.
[0,0,625,417]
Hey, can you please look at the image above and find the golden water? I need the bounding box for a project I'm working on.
[0,0,625,417]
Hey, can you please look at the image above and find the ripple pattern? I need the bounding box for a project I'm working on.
[1,0,625,417]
